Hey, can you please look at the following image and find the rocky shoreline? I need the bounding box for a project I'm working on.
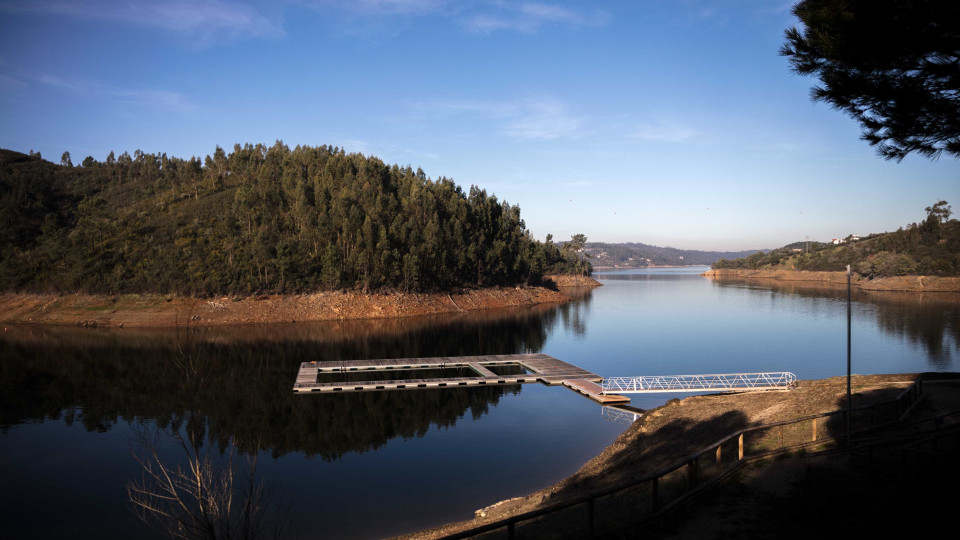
[0,284,573,328]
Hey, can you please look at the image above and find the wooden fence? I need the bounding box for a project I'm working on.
[443,379,926,540]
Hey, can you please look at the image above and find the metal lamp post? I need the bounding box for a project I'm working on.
[846,265,852,447]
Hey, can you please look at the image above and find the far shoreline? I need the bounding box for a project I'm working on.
[703,268,960,292]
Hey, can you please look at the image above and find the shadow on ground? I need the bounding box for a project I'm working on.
[651,377,960,539]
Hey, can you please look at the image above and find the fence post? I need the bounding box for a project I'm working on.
[716,445,722,469]
[588,497,595,539]
[843,410,849,444]
[651,477,659,512]
[738,433,744,460]
[812,418,818,442]
[688,459,699,488]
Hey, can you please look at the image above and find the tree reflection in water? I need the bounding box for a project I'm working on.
[127,416,291,540]
[0,303,566,461]
[711,277,960,369]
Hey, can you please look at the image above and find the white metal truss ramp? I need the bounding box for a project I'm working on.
[601,372,797,394]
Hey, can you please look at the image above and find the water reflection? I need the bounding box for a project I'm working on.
[556,286,594,337]
[0,303,563,460]
[3,272,958,539]
[0,302,562,347]
[709,276,960,369]
[127,417,292,540]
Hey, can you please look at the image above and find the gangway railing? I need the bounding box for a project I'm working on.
[602,372,797,394]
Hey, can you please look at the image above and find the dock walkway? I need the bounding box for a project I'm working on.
[293,353,629,404]
[563,379,631,404]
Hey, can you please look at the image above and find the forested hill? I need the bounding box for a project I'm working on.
[0,144,581,295]
[712,202,960,277]
[586,242,760,267]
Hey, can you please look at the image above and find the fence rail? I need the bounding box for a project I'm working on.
[443,379,925,539]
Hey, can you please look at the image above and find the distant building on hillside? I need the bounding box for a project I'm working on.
[832,234,861,245]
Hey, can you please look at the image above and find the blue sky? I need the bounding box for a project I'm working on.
[1,0,957,251]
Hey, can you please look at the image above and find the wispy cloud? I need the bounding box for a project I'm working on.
[631,120,699,142]
[302,0,606,34]
[678,0,795,25]
[506,98,585,140]
[0,74,28,92]
[33,73,90,94]
[110,88,197,114]
[425,96,586,140]
[461,2,608,34]
[27,71,197,114]
[3,0,282,45]
[333,0,449,16]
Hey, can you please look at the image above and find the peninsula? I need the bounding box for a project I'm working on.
[0,146,598,325]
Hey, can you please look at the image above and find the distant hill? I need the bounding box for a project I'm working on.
[713,203,959,277]
[585,242,762,268]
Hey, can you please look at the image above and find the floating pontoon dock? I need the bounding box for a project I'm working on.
[293,353,631,404]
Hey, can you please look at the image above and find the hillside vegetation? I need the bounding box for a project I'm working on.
[0,144,584,295]
[713,202,960,277]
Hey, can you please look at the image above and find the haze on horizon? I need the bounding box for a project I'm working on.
[1,0,957,253]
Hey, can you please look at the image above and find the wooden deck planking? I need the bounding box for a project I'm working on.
[562,379,632,404]
[467,363,499,378]
[292,353,629,404]
[293,375,536,393]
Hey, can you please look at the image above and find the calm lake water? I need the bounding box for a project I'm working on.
[1,267,958,538]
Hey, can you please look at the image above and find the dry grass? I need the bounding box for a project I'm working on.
[402,374,954,539]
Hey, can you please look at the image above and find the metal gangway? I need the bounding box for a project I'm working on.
[602,372,797,394]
